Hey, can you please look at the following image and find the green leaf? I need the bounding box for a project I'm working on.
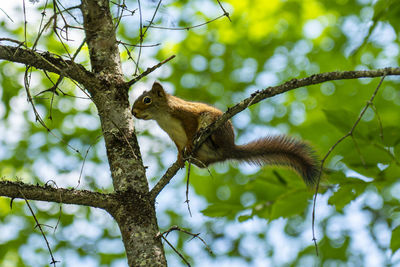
[245,175,287,202]
[327,170,348,184]
[238,215,253,222]
[201,203,243,218]
[322,109,356,134]
[269,190,311,220]
[382,126,400,146]
[391,225,400,254]
[320,236,350,260]
[328,179,368,211]
[328,185,355,211]
[341,144,392,178]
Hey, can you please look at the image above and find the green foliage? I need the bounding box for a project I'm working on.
[391,225,400,255]
[0,0,400,266]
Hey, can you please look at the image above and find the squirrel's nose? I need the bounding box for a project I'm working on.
[132,108,138,117]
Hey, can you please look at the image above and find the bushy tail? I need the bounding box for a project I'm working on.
[230,135,319,186]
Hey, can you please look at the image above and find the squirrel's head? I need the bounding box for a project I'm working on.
[132,81,168,120]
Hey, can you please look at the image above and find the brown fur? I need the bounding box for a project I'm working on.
[132,82,319,186]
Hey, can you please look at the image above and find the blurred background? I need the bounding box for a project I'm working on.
[0,0,399,266]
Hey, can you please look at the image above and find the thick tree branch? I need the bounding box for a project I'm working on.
[150,67,400,199]
[0,45,99,91]
[0,181,117,210]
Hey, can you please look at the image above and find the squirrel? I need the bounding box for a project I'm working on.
[132,81,319,186]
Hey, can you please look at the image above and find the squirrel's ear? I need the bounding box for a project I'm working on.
[151,81,165,97]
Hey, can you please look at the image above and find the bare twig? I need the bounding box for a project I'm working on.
[75,135,102,189]
[19,190,59,266]
[216,0,231,22]
[159,225,213,255]
[111,0,137,28]
[369,103,384,142]
[35,37,87,109]
[161,236,191,267]
[22,0,28,45]
[126,54,176,87]
[185,163,192,217]
[142,0,162,36]
[0,38,25,46]
[32,0,50,50]
[311,75,386,255]
[0,7,14,22]
[117,40,160,48]
[148,14,226,31]
[134,0,144,75]
[23,67,80,154]
[44,180,63,233]
[113,0,127,28]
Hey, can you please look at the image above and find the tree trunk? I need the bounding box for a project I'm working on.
[80,0,167,265]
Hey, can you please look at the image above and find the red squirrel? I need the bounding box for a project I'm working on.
[132,81,319,186]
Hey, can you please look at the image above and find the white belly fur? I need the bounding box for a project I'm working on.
[155,114,187,150]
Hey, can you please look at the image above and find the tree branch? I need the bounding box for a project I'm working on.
[0,44,99,91]
[0,181,117,210]
[149,67,400,199]
[127,54,176,87]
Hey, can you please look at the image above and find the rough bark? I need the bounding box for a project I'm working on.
[0,181,117,209]
[79,0,167,266]
[0,44,99,91]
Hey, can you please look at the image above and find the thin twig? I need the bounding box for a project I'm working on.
[117,40,160,48]
[311,75,386,255]
[0,7,14,22]
[44,180,63,233]
[134,0,143,75]
[115,0,126,28]
[159,225,213,255]
[32,0,49,50]
[369,103,384,142]
[351,136,366,167]
[161,236,191,267]
[0,38,25,46]
[19,190,59,266]
[75,135,102,189]
[35,37,86,99]
[23,67,80,154]
[22,0,27,45]
[142,0,162,36]
[216,0,231,22]
[185,163,192,217]
[126,54,176,87]
[148,14,226,31]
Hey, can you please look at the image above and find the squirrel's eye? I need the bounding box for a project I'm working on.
[143,96,152,104]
